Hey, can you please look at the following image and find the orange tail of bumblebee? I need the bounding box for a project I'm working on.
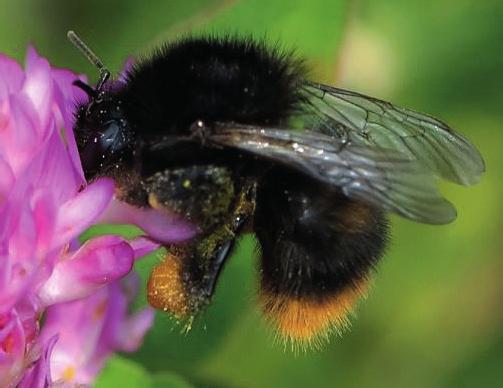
[254,171,388,349]
[260,280,369,348]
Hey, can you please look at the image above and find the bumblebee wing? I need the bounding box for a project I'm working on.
[207,124,456,224]
[302,82,485,186]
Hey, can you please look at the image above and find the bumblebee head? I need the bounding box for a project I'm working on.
[74,87,135,180]
[68,31,135,180]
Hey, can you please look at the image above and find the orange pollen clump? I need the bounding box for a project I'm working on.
[147,252,190,319]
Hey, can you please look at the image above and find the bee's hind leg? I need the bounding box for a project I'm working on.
[147,174,256,321]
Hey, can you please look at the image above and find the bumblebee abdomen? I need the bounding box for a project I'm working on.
[121,36,306,134]
[254,168,389,345]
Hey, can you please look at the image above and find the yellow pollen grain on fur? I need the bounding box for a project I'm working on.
[147,193,162,210]
[147,193,176,216]
[147,252,190,318]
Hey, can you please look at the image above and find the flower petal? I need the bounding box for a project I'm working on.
[114,307,155,352]
[0,157,14,206]
[51,68,87,185]
[0,54,24,100]
[130,237,160,260]
[99,199,198,244]
[2,94,40,174]
[52,178,114,248]
[17,335,57,388]
[38,235,134,306]
[30,190,57,257]
[24,129,81,203]
[118,56,135,84]
[0,246,39,314]
[0,310,26,386]
[23,46,53,129]
[39,289,109,385]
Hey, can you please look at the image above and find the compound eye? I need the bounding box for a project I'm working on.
[100,121,127,153]
[80,120,132,179]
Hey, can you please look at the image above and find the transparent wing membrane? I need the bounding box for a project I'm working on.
[208,125,457,224]
[303,83,485,186]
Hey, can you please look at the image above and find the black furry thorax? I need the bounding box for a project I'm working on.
[74,35,306,179]
[117,35,306,135]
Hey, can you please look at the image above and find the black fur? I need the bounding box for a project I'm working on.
[255,167,389,301]
[73,35,389,318]
[119,36,306,135]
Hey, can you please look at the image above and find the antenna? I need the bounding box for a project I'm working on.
[67,30,110,92]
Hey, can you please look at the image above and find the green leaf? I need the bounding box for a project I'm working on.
[151,372,194,388]
[94,356,152,388]
[95,356,196,387]
[79,224,143,242]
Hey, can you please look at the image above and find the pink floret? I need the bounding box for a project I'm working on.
[0,47,176,386]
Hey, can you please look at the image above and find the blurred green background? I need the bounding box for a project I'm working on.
[1,0,501,387]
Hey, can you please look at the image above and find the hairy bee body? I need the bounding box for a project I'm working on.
[72,34,483,346]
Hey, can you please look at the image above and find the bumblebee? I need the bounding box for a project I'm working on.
[68,31,484,346]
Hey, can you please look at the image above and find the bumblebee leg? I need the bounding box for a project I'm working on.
[147,237,236,319]
[147,175,256,319]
